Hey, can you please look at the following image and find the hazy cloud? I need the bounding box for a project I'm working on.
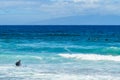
[0,0,120,17]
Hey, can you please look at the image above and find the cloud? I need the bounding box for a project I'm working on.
[0,0,120,17]
[40,0,120,16]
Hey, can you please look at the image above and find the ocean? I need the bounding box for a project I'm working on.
[0,25,120,80]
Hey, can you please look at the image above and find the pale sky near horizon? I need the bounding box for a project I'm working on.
[0,0,120,25]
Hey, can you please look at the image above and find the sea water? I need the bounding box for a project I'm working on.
[0,25,120,80]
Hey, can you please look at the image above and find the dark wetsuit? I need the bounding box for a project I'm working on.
[15,60,21,66]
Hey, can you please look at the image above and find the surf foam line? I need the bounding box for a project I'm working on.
[58,53,120,62]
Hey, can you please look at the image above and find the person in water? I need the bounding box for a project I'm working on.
[15,60,21,67]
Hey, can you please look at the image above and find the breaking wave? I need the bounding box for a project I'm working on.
[58,53,120,62]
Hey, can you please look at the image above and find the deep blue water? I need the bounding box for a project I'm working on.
[1,25,120,55]
[0,25,120,80]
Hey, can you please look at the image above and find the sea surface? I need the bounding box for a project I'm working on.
[0,25,120,80]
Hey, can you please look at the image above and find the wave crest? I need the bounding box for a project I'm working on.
[58,53,120,62]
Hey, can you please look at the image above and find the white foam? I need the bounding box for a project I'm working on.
[106,46,120,50]
[55,74,120,80]
[58,53,120,62]
[0,64,120,80]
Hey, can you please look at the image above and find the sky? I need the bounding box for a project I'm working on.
[0,0,120,25]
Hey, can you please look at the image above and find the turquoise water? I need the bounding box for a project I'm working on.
[0,26,120,80]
